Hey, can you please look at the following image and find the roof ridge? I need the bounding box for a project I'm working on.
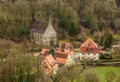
[81,37,98,48]
[43,23,56,35]
[89,38,98,48]
[46,54,57,65]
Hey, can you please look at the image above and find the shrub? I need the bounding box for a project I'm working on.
[116,76,120,82]
[84,71,100,82]
[112,54,120,59]
[100,29,114,49]
[71,42,80,49]
[99,53,112,60]
[49,47,56,59]
[105,71,116,82]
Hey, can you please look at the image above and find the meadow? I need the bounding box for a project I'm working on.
[83,66,120,82]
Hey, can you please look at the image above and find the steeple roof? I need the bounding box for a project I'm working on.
[43,22,56,36]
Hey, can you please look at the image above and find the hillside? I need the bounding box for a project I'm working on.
[0,1,120,82]
[0,0,120,41]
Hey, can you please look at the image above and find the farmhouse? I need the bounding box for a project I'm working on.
[80,38,99,53]
[55,50,74,65]
[55,43,74,65]
[31,20,57,45]
[40,43,75,66]
[75,38,100,61]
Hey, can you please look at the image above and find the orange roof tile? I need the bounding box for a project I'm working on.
[40,48,49,55]
[45,54,57,66]
[80,38,99,53]
[55,51,67,55]
[81,38,98,49]
[40,46,74,65]
[56,57,67,64]
[58,42,74,52]
[55,51,69,64]
[41,54,58,75]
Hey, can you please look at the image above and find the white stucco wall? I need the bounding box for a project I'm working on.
[74,53,99,61]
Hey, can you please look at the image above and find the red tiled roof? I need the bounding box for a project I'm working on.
[55,51,67,55]
[55,50,71,64]
[40,48,49,55]
[59,42,74,51]
[45,54,57,66]
[40,47,74,65]
[54,50,68,64]
[41,54,58,75]
[80,38,99,53]
[56,57,67,64]
[81,38,98,49]
[55,51,74,64]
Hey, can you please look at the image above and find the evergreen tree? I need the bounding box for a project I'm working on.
[49,47,56,59]
[50,38,54,48]
[68,22,78,37]
[98,18,104,31]
[86,15,98,33]
[59,6,79,38]
[100,29,114,49]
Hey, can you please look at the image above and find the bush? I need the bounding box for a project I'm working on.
[100,29,114,49]
[116,76,120,82]
[71,42,80,49]
[84,71,100,82]
[99,52,112,59]
[105,71,116,82]
[112,54,120,59]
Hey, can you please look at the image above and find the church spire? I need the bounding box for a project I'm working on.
[48,16,52,25]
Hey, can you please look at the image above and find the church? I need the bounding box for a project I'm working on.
[31,20,57,45]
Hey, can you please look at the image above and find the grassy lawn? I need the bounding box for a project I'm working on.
[84,66,120,82]
[113,34,120,41]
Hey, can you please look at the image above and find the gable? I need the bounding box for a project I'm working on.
[65,55,74,66]
[41,54,58,75]
[81,38,98,49]
[45,54,57,66]
[43,23,56,37]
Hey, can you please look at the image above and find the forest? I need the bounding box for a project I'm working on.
[0,0,120,82]
[0,0,120,42]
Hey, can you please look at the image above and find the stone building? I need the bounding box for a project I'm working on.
[31,20,57,45]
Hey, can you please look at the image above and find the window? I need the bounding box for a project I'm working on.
[90,48,93,51]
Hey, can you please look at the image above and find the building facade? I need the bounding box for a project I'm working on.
[31,20,57,45]
[78,38,100,61]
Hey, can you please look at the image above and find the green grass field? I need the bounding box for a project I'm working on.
[84,66,120,82]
